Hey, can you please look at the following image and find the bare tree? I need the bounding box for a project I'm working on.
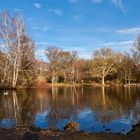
[132,35,140,64]
[117,53,135,85]
[0,11,35,88]
[74,59,91,83]
[18,36,36,87]
[11,15,25,88]
[91,48,116,85]
[45,46,62,84]
[59,50,78,84]
[0,11,15,85]
[131,35,140,83]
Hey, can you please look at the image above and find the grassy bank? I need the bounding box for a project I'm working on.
[1,82,140,90]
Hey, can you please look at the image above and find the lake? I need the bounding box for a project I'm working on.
[0,86,140,134]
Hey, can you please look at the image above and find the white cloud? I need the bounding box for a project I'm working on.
[14,8,21,12]
[120,40,134,45]
[103,40,134,46]
[64,46,92,59]
[34,3,42,9]
[102,40,133,53]
[36,42,49,46]
[27,18,33,21]
[116,28,140,34]
[69,0,79,3]
[90,0,126,14]
[91,0,103,4]
[35,49,46,60]
[43,26,51,31]
[31,26,41,30]
[111,0,126,14]
[31,26,51,32]
[73,14,83,20]
[48,9,63,16]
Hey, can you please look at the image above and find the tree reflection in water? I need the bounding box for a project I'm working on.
[0,87,140,133]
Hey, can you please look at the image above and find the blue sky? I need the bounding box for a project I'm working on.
[0,0,140,59]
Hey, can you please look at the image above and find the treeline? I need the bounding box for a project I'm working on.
[0,11,140,88]
[44,44,140,86]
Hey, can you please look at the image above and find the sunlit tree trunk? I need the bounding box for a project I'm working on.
[12,16,24,88]
[102,76,105,86]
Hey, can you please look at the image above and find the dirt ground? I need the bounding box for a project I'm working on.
[0,123,140,140]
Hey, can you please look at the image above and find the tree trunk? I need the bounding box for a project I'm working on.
[128,77,131,85]
[52,67,55,84]
[1,57,8,85]
[125,73,127,84]
[102,76,105,86]
[12,52,19,88]
[12,56,17,88]
[128,70,131,85]
[64,71,67,83]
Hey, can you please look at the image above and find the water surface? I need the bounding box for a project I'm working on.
[0,86,140,134]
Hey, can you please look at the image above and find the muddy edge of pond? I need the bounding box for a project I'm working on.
[0,123,140,140]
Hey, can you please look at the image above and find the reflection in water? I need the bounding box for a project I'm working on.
[13,91,19,126]
[0,87,140,134]
[102,87,106,105]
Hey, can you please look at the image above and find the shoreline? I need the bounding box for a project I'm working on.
[0,123,140,140]
[1,83,140,90]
